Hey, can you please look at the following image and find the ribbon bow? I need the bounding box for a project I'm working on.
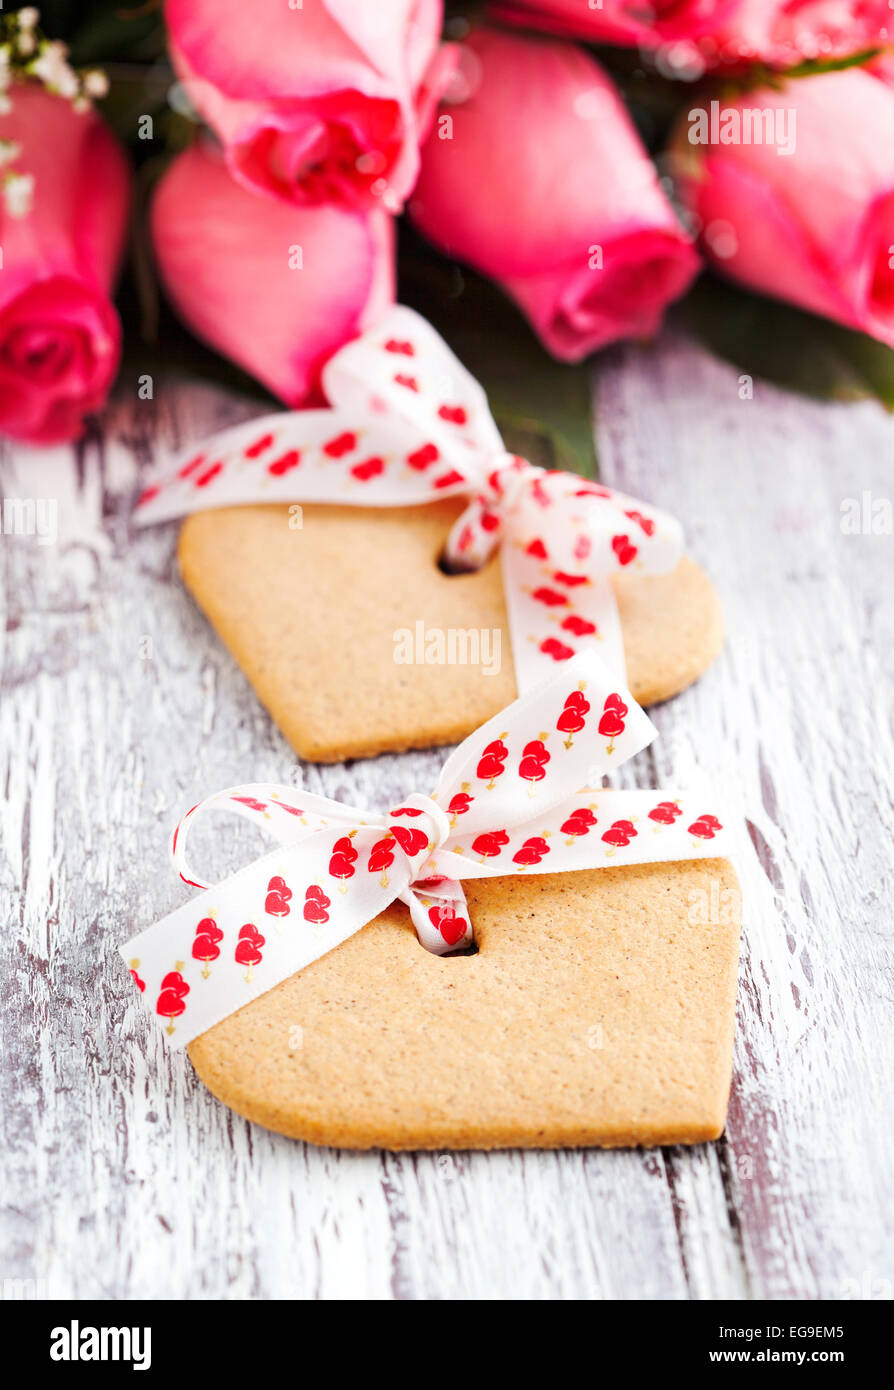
[122,653,729,1048]
[134,307,683,688]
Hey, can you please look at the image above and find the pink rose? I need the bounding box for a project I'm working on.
[488,0,740,47]
[868,52,894,86]
[672,69,894,347]
[0,83,129,444]
[151,141,394,404]
[707,0,891,69]
[410,27,700,362]
[165,0,456,212]
[491,0,890,69]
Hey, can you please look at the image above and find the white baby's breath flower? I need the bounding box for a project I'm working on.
[55,67,80,99]
[28,49,54,82]
[0,139,22,167]
[0,11,110,186]
[83,69,109,98]
[31,39,78,98]
[3,170,35,218]
[32,38,69,72]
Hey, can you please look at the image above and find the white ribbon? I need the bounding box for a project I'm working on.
[133,306,683,689]
[122,652,730,1048]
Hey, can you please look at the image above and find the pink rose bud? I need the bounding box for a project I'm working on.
[490,0,891,71]
[672,68,894,348]
[488,0,739,48]
[164,0,457,212]
[707,0,892,70]
[0,84,130,444]
[410,26,700,362]
[151,141,395,405]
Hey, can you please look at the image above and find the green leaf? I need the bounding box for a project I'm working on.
[677,275,894,408]
[768,47,885,81]
[398,227,597,477]
[67,2,167,66]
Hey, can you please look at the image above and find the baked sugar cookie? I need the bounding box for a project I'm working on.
[187,858,741,1150]
[178,499,723,762]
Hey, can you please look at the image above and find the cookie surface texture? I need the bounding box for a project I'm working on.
[188,858,741,1150]
[178,500,724,761]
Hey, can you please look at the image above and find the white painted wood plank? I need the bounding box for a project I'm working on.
[1,329,891,1301]
[594,331,894,1301]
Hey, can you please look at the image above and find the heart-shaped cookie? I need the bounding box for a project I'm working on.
[187,858,741,1149]
[177,499,724,762]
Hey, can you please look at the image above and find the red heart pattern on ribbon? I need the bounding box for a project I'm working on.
[132,306,683,690]
[121,652,731,1048]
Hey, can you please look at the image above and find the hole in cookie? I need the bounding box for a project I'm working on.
[436,546,476,577]
[442,940,479,958]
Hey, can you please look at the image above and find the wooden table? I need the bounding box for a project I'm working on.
[1,331,891,1301]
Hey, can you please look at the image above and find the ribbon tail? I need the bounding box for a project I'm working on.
[433,650,656,843]
[500,545,627,696]
[424,791,733,883]
[122,826,407,1049]
[132,406,459,526]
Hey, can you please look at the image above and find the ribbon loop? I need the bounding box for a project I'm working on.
[123,651,732,1049]
[321,304,505,479]
[170,783,376,890]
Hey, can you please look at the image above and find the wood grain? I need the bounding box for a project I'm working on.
[1,333,891,1300]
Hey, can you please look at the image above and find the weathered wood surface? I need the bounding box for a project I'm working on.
[1,331,891,1301]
